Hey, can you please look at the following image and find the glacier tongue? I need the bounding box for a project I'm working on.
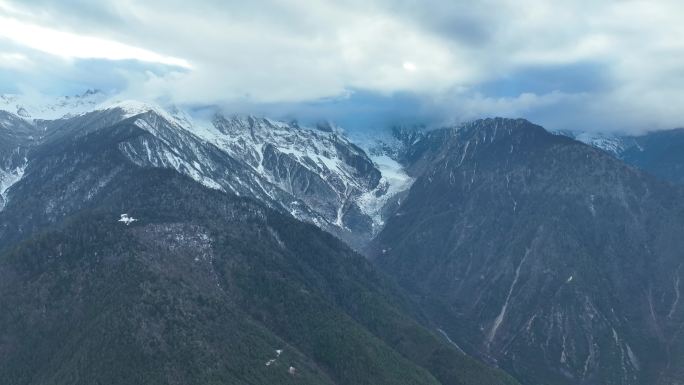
[357,155,413,230]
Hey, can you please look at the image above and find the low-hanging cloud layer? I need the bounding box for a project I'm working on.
[1,0,683,133]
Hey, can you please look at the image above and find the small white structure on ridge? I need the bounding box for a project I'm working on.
[118,213,138,225]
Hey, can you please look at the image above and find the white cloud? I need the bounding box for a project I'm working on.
[0,14,191,68]
[0,52,32,70]
[402,62,417,72]
[1,0,684,132]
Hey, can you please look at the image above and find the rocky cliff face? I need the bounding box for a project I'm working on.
[208,114,390,244]
[373,118,684,385]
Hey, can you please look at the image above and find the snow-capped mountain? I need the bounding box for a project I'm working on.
[0,89,108,120]
[205,115,412,235]
[0,99,412,247]
[570,131,627,155]
[124,105,413,246]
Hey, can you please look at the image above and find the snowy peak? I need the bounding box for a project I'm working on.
[0,90,108,120]
[212,114,294,136]
[160,109,411,244]
[205,113,408,242]
[557,130,627,156]
[103,100,192,129]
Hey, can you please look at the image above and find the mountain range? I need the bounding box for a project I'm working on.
[1,95,684,385]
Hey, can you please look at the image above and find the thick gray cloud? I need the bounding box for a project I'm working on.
[1,0,683,133]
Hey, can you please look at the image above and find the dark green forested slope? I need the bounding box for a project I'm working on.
[0,164,519,385]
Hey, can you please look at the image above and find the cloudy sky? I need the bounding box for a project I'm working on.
[1,0,683,133]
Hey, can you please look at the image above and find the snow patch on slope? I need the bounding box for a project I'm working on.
[0,90,107,120]
[104,100,191,128]
[120,120,225,192]
[553,130,626,156]
[488,248,530,345]
[574,132,625,155]
[0,162,26,211]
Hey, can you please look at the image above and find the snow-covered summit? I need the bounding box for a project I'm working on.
[0,90,108,120]
[208,114,377,189]
[571,131,626,155]
[100,100,193,128]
